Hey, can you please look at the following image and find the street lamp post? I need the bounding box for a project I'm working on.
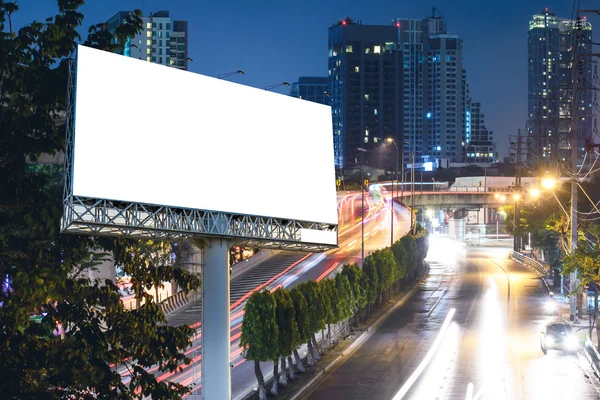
[265,82,291,91]
[385,138,399,246]
[218,70,245,79]
[341,161,365,265]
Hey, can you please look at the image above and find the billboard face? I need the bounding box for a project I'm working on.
[71,45,337,236]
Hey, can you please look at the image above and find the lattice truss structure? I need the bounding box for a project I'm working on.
[61,60,337,252]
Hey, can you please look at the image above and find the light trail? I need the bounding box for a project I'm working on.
[391,308,457,400]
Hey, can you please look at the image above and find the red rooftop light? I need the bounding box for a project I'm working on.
[342,20,346,25]
[396,22,400,27]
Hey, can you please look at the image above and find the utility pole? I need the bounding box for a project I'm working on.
[411,149,416,235]
[509,129,525,251]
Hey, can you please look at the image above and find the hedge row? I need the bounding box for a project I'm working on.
[240,225,429,399]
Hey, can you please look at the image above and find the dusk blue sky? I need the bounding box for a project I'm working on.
[11,0,600,158]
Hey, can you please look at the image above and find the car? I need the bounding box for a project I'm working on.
[540,322,578,354]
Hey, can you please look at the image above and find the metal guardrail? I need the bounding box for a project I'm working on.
[584,336,600,379]
[511,250,549,277]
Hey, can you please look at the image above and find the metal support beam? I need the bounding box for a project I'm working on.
[193,234,234,400]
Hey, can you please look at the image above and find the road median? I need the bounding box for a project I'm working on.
[245,265,429,400]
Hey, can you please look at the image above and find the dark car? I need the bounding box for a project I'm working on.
[540,322,578,354]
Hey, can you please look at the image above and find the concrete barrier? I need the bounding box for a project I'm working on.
[160,290,192,314]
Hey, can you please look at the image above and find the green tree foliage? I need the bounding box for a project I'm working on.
[297,281,326,336]
[271,288,298,391]
[0,2,200,398]
[362,254,379,309]
[289,287,309,347]
[240,290,278,398]
[341,264,366,311]
[110,239,200,306]
[335,273,354,321]
[289,287,309,371]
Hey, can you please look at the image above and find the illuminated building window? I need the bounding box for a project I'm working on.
[146,56,151,61]
[346,45,353,53]
[374,45,381,54]
[365,94,369,100]
[355,66,360,72]
[146,31,151,37]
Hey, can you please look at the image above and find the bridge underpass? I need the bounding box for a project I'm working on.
[395,190,513,240]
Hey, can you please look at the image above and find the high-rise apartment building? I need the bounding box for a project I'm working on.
[107,10,189,70]
[466,102,496,163]
[527,9,593,164]
[328,19,401,168]
[290,77,330,105]
[329,14,492,169]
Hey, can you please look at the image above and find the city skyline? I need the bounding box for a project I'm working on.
[11,0,600,159]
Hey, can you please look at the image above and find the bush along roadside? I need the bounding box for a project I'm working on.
[240,225,429,400]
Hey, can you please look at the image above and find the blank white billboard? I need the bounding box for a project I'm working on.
[71,45,337,232]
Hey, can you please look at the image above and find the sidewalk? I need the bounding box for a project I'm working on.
[542,275,598,348]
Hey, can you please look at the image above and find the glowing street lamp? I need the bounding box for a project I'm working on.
[541,177,557,190]
[529,188,540,198]
[513,194,521,201]
[500,195,507,202]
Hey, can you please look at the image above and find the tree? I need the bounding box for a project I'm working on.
[110,239,200,308]
[271,288,298,393]
[562,225,600,347]
[362,254,379,317]
[391,240,408,289]
[0,3,199,398]
[374,248,397,303]
[322,279,339,347]
[289,287,309,372]
[297,281,326,360]
[335,273,354,336]
[341,264,366,324]
[240,290,278,400]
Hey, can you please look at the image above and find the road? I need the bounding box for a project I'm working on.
[117,190,412,397]
[306,237,600,400]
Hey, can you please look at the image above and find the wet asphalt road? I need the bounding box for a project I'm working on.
[306,238,600,400]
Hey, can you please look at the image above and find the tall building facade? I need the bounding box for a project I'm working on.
[466,102,496,163]
[328,19,401,168]
[329,14,493,169]
[527,10,593,164]
[107,10,189,70]
[290,77,329,105]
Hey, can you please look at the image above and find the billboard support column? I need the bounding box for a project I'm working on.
[193,233,234,400]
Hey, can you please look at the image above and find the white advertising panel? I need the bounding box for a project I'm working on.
[72,45,337,229]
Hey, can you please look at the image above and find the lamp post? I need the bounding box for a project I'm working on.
[265,82,291,91]
[512,193,521,251]
[218,70,245,79]
[385,138,399,246]
[340,160,365,265]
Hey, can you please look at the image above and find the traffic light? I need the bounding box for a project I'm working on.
[363,179,369,189]
[336,179,341,187]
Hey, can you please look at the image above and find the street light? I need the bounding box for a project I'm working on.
[218,70,245,79]
[265,82,291,91]
[542,177,557,190]
[339,161,366,265]
[385,137,399,246]
[529,188,540,198]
